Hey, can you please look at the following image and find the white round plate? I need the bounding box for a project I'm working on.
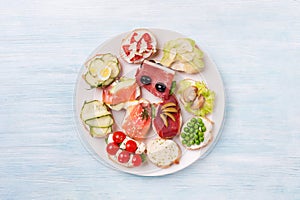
[74,28,225,176]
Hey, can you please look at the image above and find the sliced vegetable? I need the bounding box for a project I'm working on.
[160,38,204,74]
[90,126,112,137]
[83,53,121,88]
[85,115,114,128]
[80,100,111,122]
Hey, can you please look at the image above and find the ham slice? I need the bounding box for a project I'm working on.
[122,99,152,140]
[102,77,140,110]
[135,60,175,99]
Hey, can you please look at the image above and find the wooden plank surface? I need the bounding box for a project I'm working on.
[0,0,299,199]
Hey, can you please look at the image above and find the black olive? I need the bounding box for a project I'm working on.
[155,82,166,92]
[140,75,152,85]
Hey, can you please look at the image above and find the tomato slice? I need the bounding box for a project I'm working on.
[122,45,131,56]
[142,33,151,43]
[132,154,142,166]
[130,54,143,62]
[130,32,138,43]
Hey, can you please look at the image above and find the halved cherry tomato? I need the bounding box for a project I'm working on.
[132,154,142,166]
[106,143,119,155]
[118,150,130,163]
[125,140,137,153]
[113,131,126,144]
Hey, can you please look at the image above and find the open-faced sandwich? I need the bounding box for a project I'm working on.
[135,60,176,99]
[102,77,140,111]
[146,138,181,168]
[106,131,146,167]
[160,38,204,74]
[122,98,152,140]
[80,100,114,137]
[83,53,121,88]
[152,95,182,139]
[179,117,213,150]
[177,79,215,116]
[120,29,157,64]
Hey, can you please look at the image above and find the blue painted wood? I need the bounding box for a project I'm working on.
[0,0,299,199]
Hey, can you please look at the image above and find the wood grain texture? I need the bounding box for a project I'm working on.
[0,0,299,199]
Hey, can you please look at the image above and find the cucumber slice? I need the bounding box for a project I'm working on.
[102,78,115,87]
[90,126,112,137]
[85,115,114,128]
[102,53,118,63]
[88,58,105,77]
[81,100,111,122]
[83,72,99,88]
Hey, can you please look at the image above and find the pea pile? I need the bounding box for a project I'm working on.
[180,117,206,147]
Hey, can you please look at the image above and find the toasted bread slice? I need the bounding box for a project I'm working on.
[146,138,181,168]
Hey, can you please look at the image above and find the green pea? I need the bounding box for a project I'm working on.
[185,136,190,141]
[200,136,204,142]
[181,133,186,138]
[182,140,187,144]
[199,132,204,137]
[189,127,195,133]
[184,127,190,132]
[187,122,194,127]
[194,134,199,139]
[189,133,194,139]
[201,126,206,132]
[194,124,199,130]
[197,118,203,123]
[189,140,194,145]
[187,143,191,147]
[191,118,197,123]
[195,140,200,145]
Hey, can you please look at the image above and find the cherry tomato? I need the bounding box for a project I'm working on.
[132,154,142,167]
[106,142,119,155]
[125,140,137,153]
[118,150,130,163]
[113,131,126,144]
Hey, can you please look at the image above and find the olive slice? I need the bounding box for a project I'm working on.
[140,75,152,85]
[155,82,166,92]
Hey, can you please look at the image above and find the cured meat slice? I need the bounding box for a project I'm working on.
[122,99,152,140]
[102,77,140,110]
[152,95,182,139]
[135,60,175,99]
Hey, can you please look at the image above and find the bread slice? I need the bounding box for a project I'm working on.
[146,138,181,168]
[120,29,157,64]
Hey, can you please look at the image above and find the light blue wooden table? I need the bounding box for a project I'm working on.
[1,0,299,199]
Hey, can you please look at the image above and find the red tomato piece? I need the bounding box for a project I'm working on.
[122,45,131,56]
[132,154,142,166]
[142,33,151,43]
[130,54,143,62]
[118,150,130,163]
[130,32,138,43]
[106,143,119,155]
[113,131,126,144]
[125,140,137,153]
